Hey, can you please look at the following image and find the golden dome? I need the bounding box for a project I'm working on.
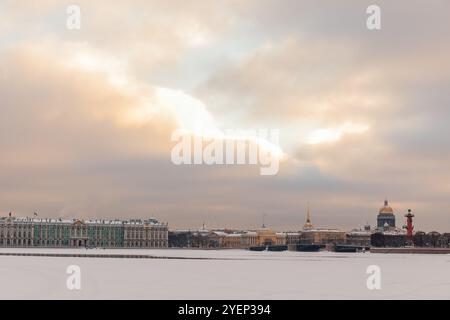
[379,200,394,215]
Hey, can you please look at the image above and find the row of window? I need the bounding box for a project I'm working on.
[0,239,169,248]
[4,234,167,241]
[0,227,167,239]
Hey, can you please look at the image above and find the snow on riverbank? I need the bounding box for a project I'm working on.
[0,248,449,299]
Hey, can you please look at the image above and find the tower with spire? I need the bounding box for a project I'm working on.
[303,203,314,231]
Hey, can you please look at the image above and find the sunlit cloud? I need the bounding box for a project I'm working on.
[155,88,285,158]
[307,123,370,145]
[1,1,450,231]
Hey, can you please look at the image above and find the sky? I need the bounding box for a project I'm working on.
[1,0,450,231]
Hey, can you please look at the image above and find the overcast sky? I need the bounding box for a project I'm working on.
[1,1,450,231]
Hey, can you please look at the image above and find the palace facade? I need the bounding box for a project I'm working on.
[0,216,168,248]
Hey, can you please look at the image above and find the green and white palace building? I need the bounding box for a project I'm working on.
[0,215,168,248]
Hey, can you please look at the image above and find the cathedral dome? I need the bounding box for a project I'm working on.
[379,200,394,215]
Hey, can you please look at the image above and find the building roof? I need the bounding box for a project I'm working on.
[347,231,372,236]
[302,228,346,233]
[0,216,165,226]
[379,199,394,215]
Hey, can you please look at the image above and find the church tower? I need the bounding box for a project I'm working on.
[303,203,314,231]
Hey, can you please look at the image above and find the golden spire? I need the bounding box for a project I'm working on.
[303,202,314,230]
[306,204,311,223]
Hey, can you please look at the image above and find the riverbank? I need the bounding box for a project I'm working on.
[371,247,450,254]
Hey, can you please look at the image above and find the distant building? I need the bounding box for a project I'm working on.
[256,227,280,246]
[285,232,301,245]
[241,231,259,248]
[169,227,287,249]
[371,231,407,247]
[168,230,192,248]
[218,228,286,248]
[370,199,417,247]
[275,232,287,245]
[300,229,347,245]
[347,230,372,247]
[0,216,168,248]
[168,228,221,248]
[218,232,242,248]
[298,205,347,245]
[377,199,396,230]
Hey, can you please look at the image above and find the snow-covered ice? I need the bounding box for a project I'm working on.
[0,248,449,300]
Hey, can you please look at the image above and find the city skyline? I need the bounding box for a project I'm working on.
[0,199,432,233]
[1,1,450,232]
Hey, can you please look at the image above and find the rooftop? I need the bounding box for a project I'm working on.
[0,216,165,226]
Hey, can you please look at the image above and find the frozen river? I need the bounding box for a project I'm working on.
[0,248,449,299]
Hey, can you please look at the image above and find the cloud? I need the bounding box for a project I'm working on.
[1,1,450,231]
